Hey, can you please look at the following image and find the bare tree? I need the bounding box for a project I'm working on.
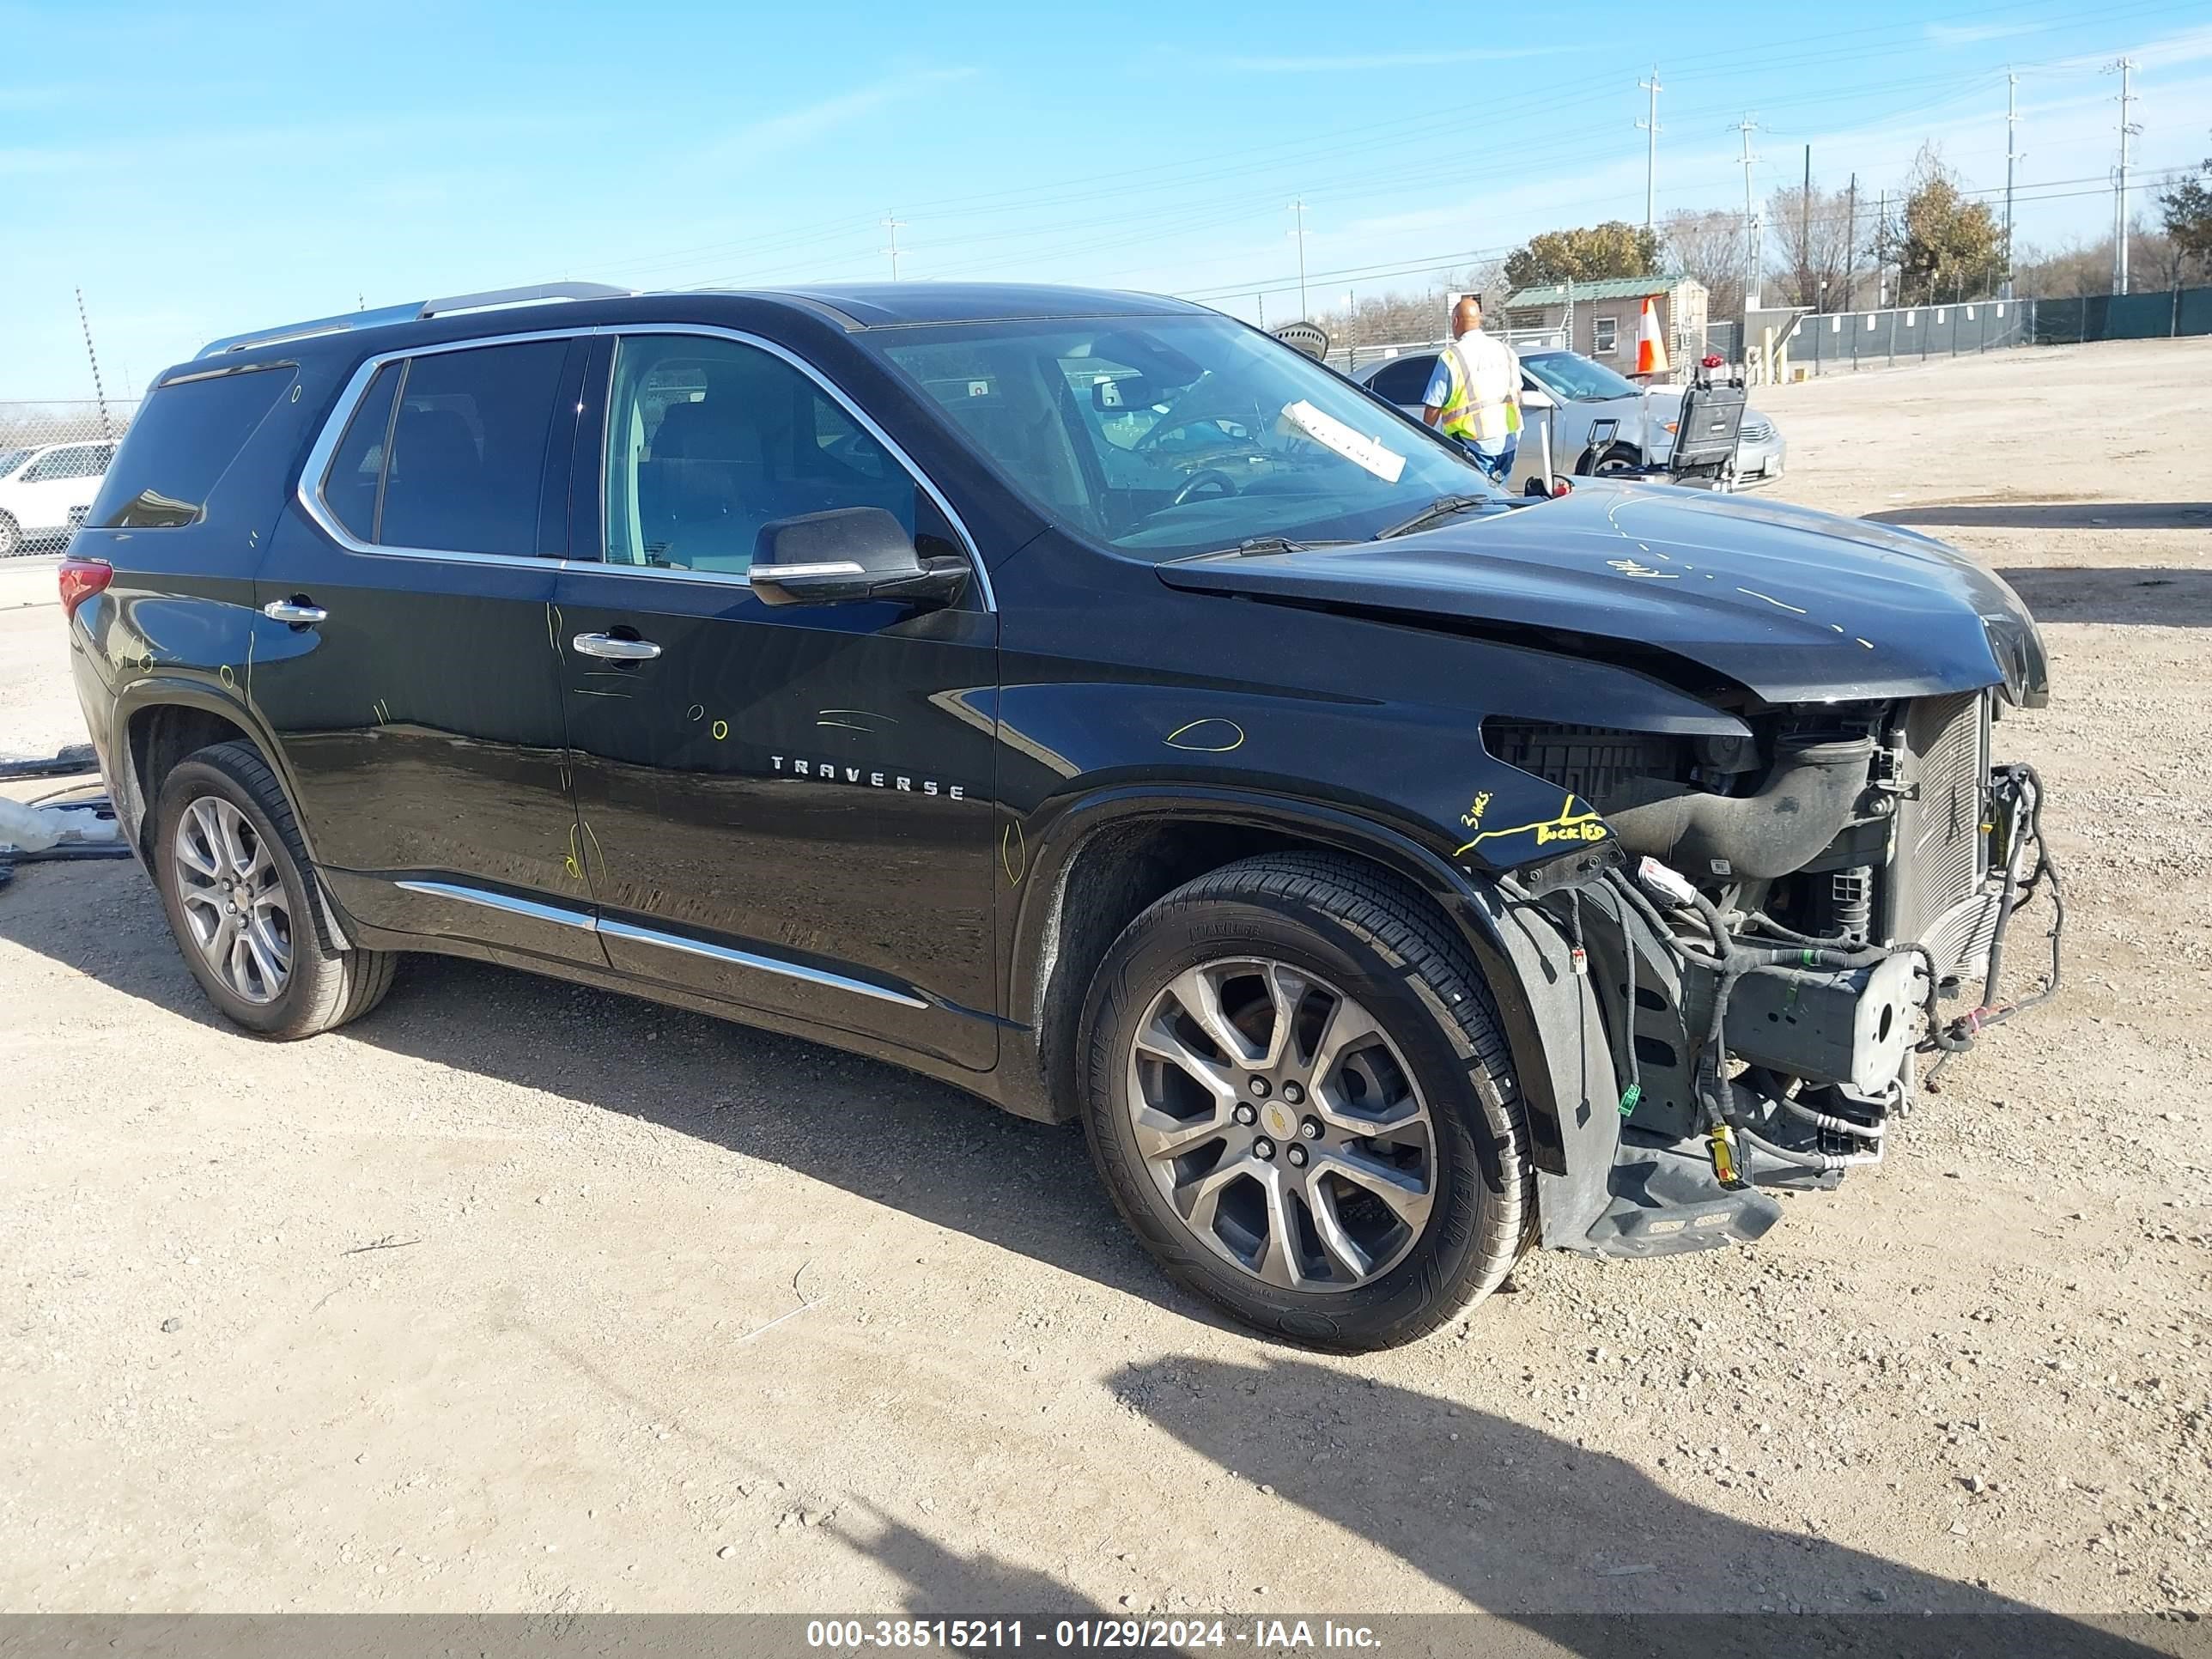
[1764,183,1855,311]
[1664,208,1747,322]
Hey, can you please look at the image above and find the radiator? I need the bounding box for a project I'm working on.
[1887,692,1997,979]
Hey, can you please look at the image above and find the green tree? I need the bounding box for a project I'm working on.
[1891,145,2003,305]
[2158,141,2212,284]
[1503,222,1662,289]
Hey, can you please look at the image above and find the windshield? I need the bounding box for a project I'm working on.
[1522,351,1640,403]
[867,313,1498,556]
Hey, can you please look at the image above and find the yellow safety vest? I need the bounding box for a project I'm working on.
[1435,338,1519,444]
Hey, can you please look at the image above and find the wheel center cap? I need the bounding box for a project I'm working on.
[1259,1100,1297,1141]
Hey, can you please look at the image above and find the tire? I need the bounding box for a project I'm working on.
[1577,442,1643,478]
[151,740,398,1039]
[1079,851,1534,1352]
[0,514,19,557]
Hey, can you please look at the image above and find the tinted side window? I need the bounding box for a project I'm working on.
[1370,357,1434,404]
[90,367,297,529]
[321,362,401,542]
[602,333,924,576]
[377,342,567,556]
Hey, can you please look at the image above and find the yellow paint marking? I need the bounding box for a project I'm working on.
[1453,793,1610,858]
[712,720,729,741]
[1000,821,1027,886]
[581,821,604,879]
[1164,717,1246,753]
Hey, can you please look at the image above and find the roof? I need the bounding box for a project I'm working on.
[196,280,1207,359]
[744,283,1206,327]
[1501,275,1693,307]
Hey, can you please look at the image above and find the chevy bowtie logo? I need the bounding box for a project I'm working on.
[770,756,968,799]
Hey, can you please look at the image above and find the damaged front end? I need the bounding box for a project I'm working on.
[1489,690,2065,1257]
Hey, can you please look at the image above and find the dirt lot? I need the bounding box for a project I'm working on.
[2,339,2208,1624]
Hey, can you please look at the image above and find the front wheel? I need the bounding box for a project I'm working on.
[152,741,398,1039]
[1079,853,1533,1351]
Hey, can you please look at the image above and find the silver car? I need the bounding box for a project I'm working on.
[1352,348,1784,486]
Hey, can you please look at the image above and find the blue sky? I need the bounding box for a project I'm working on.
[4,0,2210,398]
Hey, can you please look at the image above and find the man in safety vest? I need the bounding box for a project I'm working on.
[1421,295,1522,485]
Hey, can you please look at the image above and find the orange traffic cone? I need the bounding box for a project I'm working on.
[1635,295,1670,377]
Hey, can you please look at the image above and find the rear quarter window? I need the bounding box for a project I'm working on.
[88,364,299,529]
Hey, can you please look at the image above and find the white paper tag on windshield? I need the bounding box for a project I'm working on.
[1280,400,1406,483]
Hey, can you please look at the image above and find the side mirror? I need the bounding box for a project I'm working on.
[749,507,966,608]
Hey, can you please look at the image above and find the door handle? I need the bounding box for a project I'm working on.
[262,599,328,625]
[572,632,662,661]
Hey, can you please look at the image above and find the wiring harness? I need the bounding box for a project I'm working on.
[1574,762,2064,1187]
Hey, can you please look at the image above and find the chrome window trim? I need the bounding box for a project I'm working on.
[292,321,996,609]
[393,878,597,931]
[599,919,930,1009]
[295,326,597,573]
[392,878,929,1010]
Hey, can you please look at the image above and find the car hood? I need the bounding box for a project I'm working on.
[1157,481,2048,706]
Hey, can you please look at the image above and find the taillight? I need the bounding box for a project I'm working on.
[58,557,112,618]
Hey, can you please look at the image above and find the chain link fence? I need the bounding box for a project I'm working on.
[0,400,139,556]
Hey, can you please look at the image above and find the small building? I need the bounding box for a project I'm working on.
[1498,276,1709,378]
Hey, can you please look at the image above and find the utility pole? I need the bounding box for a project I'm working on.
[1735,116,1761,311]
[1637,68,1662,232]
[74,288,111,440]
[2108,58,2140,295]
[1876,188,1888,307]
[1287,198,1311,319]
[2003,70,2022,298]
[1844,173,1859,310]
[1802,144,1813,309]
[1255,292,1267,330]
[879,213,907,281]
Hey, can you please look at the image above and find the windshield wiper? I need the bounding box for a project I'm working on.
[1206,536,1348,558]
[1372,493,1492,540]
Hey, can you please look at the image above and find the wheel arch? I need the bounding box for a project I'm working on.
[112,678,352,950]
[1000,785,1589,1180]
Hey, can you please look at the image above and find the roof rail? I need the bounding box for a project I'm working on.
[195,281,635,359]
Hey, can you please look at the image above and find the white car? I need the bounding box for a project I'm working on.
[1352,349,1784,485]
[0,440,118,555]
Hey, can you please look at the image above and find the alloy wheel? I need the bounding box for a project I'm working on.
[172,796,293,1004]
[1124,957,1437,1291]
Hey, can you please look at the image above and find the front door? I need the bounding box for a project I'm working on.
[552,329,1000,1070]
[251,335,600,966]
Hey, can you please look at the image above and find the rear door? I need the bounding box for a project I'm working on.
[250,333,601,966]
[550,328,1000,1071]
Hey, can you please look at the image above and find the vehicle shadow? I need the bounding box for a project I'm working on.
[1116,1355,2178,1650]
[0,860,1191,1317]
[1994,567,2212,629]
[1869,502,2212,531]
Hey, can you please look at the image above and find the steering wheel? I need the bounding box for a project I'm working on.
[1170,469,1240,507]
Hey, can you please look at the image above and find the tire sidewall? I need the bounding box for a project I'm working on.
[152,756,326,1037]
[1083,892,1512,1348]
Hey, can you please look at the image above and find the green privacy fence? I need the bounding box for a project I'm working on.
[2030,287,2212,343]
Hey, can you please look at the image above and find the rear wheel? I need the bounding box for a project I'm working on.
[152,741,397,1039]
[1080,852,1534,1351]
[0,514,20,557]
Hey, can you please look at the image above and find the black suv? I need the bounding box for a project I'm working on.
[61,282,2057,1350]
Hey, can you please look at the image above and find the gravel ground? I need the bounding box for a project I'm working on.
[1,339,2208,1623]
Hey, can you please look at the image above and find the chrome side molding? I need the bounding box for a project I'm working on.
[393,879,927,1010]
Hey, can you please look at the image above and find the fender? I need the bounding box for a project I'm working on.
[106,672,355,951]
[1003,782,1613,1181]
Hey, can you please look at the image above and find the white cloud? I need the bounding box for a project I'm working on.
[702,68,977,167]
[1927,21,2039,47]
[1230,47,1564,73]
